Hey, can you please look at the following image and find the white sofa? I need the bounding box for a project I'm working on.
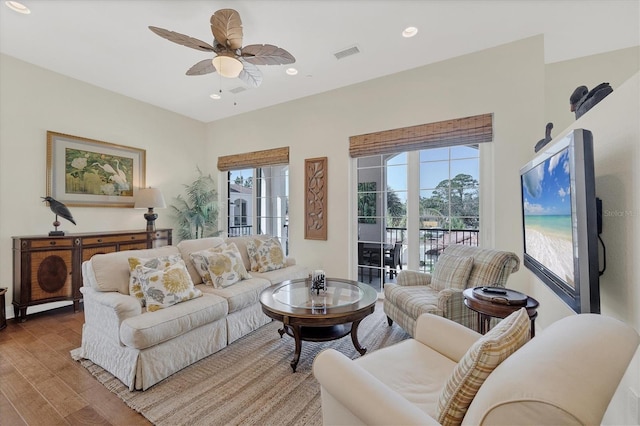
[79,235,309,390]
[313,312,640,425]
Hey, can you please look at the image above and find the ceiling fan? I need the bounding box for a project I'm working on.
[149,8,295,88]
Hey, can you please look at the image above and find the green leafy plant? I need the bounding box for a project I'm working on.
[170,168,219,241]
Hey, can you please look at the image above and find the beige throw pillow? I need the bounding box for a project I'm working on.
[189,244,229,285]
[128,254,183,306]
[436,307,531,425]
[431,253,474,291]
[136,260,202,312]
[246,237,285,273]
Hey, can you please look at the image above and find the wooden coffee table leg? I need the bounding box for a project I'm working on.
[350,319,367,355]
[290,325,302,372]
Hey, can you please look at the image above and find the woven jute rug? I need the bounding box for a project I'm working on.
[72,302,409,426]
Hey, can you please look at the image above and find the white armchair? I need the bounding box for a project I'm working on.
[313,312,640,425]
[384,244,520,336]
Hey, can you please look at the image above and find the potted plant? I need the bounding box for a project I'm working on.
[170,167,219,241]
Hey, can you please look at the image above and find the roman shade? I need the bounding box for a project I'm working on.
[217,146,289,171]
[349,113,493,158]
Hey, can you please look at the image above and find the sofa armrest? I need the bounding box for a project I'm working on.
[80,286,142,344]
[313,349,439,426]
[397,270,432,287]
[414,313,481,362]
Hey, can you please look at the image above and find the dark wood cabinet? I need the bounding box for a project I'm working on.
[12,229,172,322]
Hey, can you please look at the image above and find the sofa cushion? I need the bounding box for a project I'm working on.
[199,277,270,313]
[206,243,252,288]
[137,260,203,312]
[128,254,183,307]
[176,237,226,284]
[119,293,228,350]
[246,236,286,272]
[91,246,181,294]
[431,253,474,291]
[436,307,530,425]
[251,264,310,286]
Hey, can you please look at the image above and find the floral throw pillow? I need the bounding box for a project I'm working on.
[128,254,183,306]
[189,244,230,286]
[246,237,285,273]
[136,260,202,312]
[206,244,252,288]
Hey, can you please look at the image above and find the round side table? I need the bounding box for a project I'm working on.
[463,287,539,337]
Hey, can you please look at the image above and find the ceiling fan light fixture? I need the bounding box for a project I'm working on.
[209,93,221,100]
[402,26,418,38]
[286,67,298,76]
[212,55,243,78]
[5,1,30,14]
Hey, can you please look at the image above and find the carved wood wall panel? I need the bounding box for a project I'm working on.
[304,157,327,240]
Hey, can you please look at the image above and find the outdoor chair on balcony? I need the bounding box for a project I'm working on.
[383,244,520,336]
[384,241,403,279]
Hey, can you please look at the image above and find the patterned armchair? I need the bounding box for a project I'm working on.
[383,244,520,336]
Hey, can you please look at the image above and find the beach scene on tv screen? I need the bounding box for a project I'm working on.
[522,148,575,289]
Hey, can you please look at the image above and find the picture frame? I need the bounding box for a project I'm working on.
[304,157,328,240]
[46,131,146,207]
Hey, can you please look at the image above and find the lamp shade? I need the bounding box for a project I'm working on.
[134,188,166,209]
[212,55,243,78]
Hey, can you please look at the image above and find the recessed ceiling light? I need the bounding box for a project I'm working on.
[5,1,30,14]
[209,93,221,100]
[286,68,298,76]
[402,26,418,38]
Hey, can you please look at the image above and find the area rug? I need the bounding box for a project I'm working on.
[71,303,409,426]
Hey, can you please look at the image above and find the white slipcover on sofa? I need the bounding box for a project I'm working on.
[314,311,639,425]
[79,235,309,390]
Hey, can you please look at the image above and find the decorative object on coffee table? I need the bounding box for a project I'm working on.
[41,196,76,236]
[260,277,377,372]
[304,157,328,240]
[463,286,539,337]
[134,187,166,232]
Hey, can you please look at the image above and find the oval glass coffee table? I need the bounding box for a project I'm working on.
[260,277,377,372]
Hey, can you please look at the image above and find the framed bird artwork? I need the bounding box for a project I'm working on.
[46,131,146,207]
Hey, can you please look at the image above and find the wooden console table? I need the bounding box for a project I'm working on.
[12,229,171,322]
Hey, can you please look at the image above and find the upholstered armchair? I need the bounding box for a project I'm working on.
[384,244,520,336]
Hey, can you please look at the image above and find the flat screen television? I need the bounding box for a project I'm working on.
[519,129,600,314]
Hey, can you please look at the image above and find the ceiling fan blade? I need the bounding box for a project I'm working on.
[241,44,296,65]
[237,60,263,88]
[149,26,215,52]
[210,9,243,50]
[186,58,217,76]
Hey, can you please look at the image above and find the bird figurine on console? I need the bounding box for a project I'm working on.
[42,196,76,236]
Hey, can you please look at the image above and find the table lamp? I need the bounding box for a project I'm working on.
[134,187,166,231]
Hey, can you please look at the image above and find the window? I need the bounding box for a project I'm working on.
[226,165,289,253]
[356,145,479,291]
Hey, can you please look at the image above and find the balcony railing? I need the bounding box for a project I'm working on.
[385,227,479,273]
[228,225,253,237]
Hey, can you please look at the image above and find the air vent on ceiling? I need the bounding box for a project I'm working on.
[230,86,247,94]
[334,45,360,60]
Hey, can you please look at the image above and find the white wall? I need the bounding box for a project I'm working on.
[207,36,545,281]
[0,54,207,317]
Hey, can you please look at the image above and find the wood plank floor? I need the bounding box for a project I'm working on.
[0,305,149,425]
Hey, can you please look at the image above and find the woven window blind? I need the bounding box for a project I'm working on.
[349,113,493,158]
[217,146,289,171]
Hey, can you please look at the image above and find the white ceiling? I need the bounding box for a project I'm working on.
[1,1,638,123]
